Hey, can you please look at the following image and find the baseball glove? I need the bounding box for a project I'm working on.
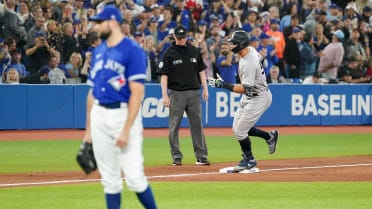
[76,141,97,174]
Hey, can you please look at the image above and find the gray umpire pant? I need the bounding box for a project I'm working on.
[168,89,208,160]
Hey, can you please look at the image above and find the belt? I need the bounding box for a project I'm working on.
[97,101,126,109]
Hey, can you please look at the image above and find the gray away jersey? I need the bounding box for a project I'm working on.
[238,46,268,97]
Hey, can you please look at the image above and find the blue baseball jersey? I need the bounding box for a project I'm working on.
[88,37,147,104]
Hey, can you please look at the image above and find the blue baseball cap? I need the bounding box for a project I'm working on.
[197,20,207,26]
[133,31,143,37]
[292,27,301,33]
[34,31,46,37]
[259,33,271,39]
[329,3,338,9]
[270,18,280,25]
[89,5,123,23]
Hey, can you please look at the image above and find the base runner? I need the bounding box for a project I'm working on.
[208,30,279,173]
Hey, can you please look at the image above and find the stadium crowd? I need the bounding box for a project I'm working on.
[0,0,372,84]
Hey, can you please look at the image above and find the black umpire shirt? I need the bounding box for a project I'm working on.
[157,43,206,91]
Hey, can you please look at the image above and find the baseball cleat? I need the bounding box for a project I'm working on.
[268,130,279,154]
[172,158,182,166]
[196,158,211,165]
[232,159,257,173]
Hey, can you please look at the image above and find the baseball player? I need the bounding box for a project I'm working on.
[83,6,157,209]
[208,30,279,172]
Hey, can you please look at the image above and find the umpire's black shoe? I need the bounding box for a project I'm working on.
[196,158,210,165]
[268,130,279,154]
[172,158,182,166]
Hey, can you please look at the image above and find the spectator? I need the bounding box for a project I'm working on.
[0,2,27,47]
[361,6,372,23]
[4,68,19,84]
[280,3,299,32]
[284,27,302,80]
[242,10,259,33]
[121,21,133,38]
[268,5,280,20]
[258,33,279,76]
[318,30,345,81]
[41,55,66,84]
[357,20,371,59]
[195,20,208,40]
[150,4,162,21]
[143,35,159,82]
[133,31,145,46]
[143,17,160,46]
[27,16,46,48]
[74,0,88,20]
[338,56,371,83]
[64,51,83,83]
[266,18,286,77]
[249,35,260,49]
[53,51,67,75]
[25,31,57,75]
[206,25,223,60]
[80,31,100,83]
[123,12,137,35]
[302,71,326,84]
[6,49,29,79]
[158,6,177,34]
[16,1,31,26]
[344,28,367,63]
[46,20,64,53]
[157,28,175,62]
[313,23,329,52]
[327,3,340,21]
[267,65,287,84]
[24,5,42,32]
[61,3,75,24]
[366,57,372,78]
[300,32,318,79]
[61,22,81,64]
[344,2,359,30]
[172,0,192,30]
[216,41,238,84]
[0,38,11,82]
[283,14,300,43]
[20,66,50,84]
[220,12,240,36]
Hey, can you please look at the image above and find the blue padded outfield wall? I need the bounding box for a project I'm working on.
[0,84,371,129]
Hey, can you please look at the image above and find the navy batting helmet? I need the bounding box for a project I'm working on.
[228,30,250,53]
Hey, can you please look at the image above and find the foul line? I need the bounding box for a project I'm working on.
[1,162,372,188]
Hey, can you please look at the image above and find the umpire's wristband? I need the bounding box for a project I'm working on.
[222,82,234,91]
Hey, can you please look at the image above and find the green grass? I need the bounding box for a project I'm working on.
[1,133,372,209]
[0,134,371,173]
[1,182,372,209]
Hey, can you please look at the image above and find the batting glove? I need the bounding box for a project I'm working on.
[207,74,224,88]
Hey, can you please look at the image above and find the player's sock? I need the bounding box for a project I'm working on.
[136,186,157,209]
[248,127,270,141]
[239,137,254,160]
[105,193,121,209]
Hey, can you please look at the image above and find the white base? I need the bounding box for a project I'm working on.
[219,167,260,173]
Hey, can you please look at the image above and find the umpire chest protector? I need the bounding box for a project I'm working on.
[159,43,206,91]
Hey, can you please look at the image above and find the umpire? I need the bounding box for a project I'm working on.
[157,24,210,166]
